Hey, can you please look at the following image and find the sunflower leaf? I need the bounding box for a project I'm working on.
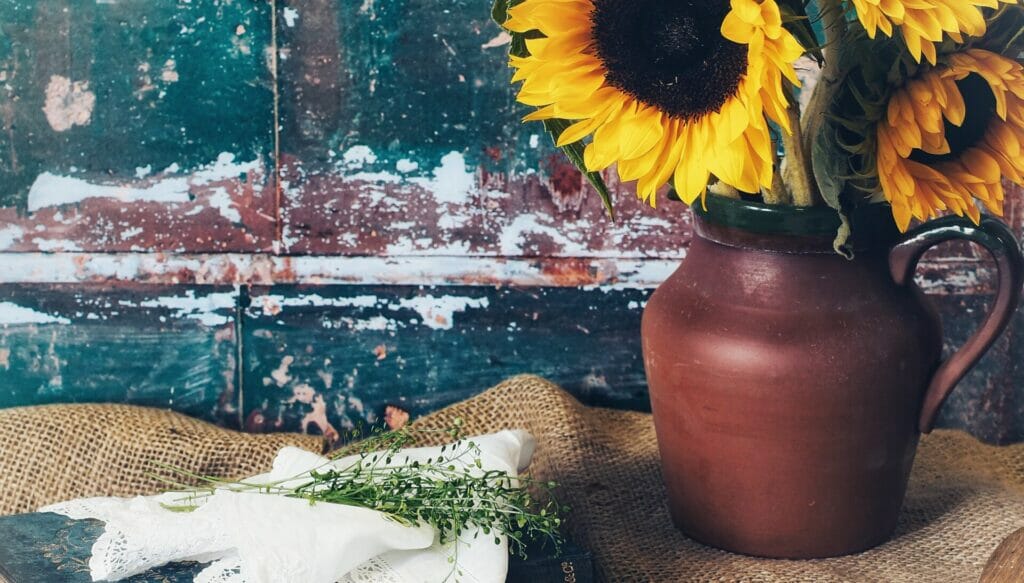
[979,5,1024,57]
[492,0,537,58]
[811,119,853,252]
[779,1,824,64]
[542,119,615,219]
[491,0,508,27]
[811,121,844,212]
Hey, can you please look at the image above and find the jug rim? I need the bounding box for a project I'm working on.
[690,194,900,254]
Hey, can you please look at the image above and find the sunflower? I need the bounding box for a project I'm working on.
[504,0,804,205]
[875,48,1024,231]
[848,0,1017,65]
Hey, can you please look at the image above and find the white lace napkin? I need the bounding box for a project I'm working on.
[42,429,536,583]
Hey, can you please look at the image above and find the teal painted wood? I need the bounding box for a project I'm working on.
[281,0,542,173]
[242,285,652,440]
[0,283,1020,444]
[0,0,276,251]
[0,285,239,426]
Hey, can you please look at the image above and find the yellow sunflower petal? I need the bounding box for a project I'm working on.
[875,48,1019,231]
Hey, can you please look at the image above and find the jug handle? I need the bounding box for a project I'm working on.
[889,215,1024,433]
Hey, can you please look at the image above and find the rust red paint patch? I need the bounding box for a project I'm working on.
[0,167,276,253]
[277,154,692,258]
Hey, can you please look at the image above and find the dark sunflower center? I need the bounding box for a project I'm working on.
[909,74,996,164]
[591,0,747,120]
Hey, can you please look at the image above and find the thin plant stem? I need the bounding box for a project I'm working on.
[801,0,849,194]
[782,99,817,206]
[765,138,791,205]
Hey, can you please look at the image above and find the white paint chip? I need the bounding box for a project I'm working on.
[42,75,96,132]
[0,226,23,250]
[390,295,489,330]
[137,290,235,327]
[481,31,512,49]
[31,238,82,252]
[411,151,476,205]
[0,302,70,325]
[395,158,419,173]
[160,59,179,83]
[259,294,380,317]
[207,187,242,223]
[499,213,587,255]
[283,7,299,27]
[342,145,378,169]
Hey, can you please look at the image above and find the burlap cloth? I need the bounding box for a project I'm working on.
[2,375,1023,582]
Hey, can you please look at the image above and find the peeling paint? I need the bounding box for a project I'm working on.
[42,75,96,132]
[282,7,299,27]
[0,226,23,250]
[499,214,588,256]
[31,238,82,252]
[0,301,71,325]
[259,293,381,316]
[409,152,476,205]
[395,159,418,173]
[302,395,339,442]
[258,291,490,330]
[26,152,260,212]
[0,253,992,295]
[481,31,511,49]
[270,355,294,387]
[136,290,235,326]
[207,187,242,223]
[384,404,410,430]
[390,295,489,330]
[341,145,377,168]
[160,59,179,83]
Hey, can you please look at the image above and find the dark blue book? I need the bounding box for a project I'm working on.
[0,512,592,582]
[0,512,201,582]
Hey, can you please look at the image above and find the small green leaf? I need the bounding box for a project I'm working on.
[491,0,509,27]
[811,121,844,212]
[811,120,853,253]
[778,1,824,64]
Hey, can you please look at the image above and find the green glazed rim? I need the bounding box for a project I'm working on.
[691,192,898,240]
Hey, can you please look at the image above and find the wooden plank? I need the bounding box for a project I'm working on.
[275,0,692,258]
[241,285,651,440]
[0,284,239,426]
[934,294,1024,445]
[0,0,276,253]
[982,527,1024,583]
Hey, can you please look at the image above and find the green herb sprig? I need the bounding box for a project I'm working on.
[152,420,566,573]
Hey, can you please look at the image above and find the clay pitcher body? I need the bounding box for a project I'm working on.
[642,195,1024,558]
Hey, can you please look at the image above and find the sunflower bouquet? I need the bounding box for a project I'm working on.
[492,0,1024,243]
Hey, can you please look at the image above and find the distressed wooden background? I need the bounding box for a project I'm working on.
[0,0,1022,443]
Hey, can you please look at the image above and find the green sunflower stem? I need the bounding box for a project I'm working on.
[801,0,848,203]
[782,102,817,206]
[765,140,792,205]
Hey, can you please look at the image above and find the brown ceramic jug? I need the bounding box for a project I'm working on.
[642,194,1024,559]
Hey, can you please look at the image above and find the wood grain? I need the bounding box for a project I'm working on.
[981,527,1024,583]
